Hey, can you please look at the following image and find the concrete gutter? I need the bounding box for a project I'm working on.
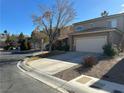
[17,60,69,93]
[17,59,108,93]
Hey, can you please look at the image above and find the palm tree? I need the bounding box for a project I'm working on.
[101,11,109,17]
[4,30,7,35]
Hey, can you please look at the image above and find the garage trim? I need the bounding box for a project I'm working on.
[75,36,107,53]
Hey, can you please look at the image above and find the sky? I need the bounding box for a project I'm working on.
[0,0,124,36]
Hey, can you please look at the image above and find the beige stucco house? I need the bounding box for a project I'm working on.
[57,25,74,46]
[0,33,7,48]
[69,13,124,53]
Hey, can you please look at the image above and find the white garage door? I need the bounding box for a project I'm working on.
[75,36,107,53]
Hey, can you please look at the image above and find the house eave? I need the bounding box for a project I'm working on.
[69,28,123,36]
[73,13,124,25]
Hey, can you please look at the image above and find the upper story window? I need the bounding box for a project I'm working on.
[111,19,117,28]
[106,19,117,28]
[75,26,84,31]
[90,23,96,27]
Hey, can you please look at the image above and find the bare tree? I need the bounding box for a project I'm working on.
[31,26,42,50]
[31,26,47,50]
[32,0,76,51]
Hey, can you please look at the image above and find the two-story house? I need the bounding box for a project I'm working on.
[69,13,124,53]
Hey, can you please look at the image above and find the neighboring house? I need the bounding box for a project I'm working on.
[0,33,7,48]
[53,25,74,50]
[57,25,74,45]
[69,13,124,53]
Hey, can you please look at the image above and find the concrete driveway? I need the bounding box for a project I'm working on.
[28,52,100,75]
[49,52,100,63]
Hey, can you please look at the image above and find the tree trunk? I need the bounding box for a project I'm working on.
[49,44,52,51]
[49,40,53,52]
[40,40,43,51]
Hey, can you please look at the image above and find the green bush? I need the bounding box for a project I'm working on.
[103,44,118,57]
[20,40,31,51]
[4,45,15,50]
[27,42,32,50]
[4,45,10,50]
[58,45,69,51]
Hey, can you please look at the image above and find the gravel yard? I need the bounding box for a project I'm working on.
[54,57,124,85]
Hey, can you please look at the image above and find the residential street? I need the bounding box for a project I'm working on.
[0,54,61,93]
[0,52,32,62]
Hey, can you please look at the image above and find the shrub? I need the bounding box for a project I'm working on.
[4,45,11,50]
[27,42,32,50]
[83,56,97,67]
[20,40,30,51]
[45,44,54,51]
[58,45,70,51]
[4,45,15,50]
[103,44,118,57]
[45,43,69,51]
[63,45,70,51]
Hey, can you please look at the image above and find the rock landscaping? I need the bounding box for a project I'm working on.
[54,56,124,85]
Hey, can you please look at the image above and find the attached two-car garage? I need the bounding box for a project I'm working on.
[75,36,107,53]
[70,29,122,53]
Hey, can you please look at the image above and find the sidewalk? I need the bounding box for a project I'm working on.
[69,75,124,93]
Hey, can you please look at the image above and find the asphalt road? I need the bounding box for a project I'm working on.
[0,52,31,62]
[0,55,61,93]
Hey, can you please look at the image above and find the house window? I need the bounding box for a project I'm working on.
[106,21,111,28]
[75,26,84,31]
[111,19,117,28]
[90,23,96,27]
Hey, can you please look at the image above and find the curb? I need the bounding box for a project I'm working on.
[17,59,110,93]
[17,60,69,93]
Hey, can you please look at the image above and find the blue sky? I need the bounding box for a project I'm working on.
[0,0,124,35]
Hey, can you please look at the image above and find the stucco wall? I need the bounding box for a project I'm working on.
[109,31,123,46]
[117,16,124,32]
[74,15,124,32]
